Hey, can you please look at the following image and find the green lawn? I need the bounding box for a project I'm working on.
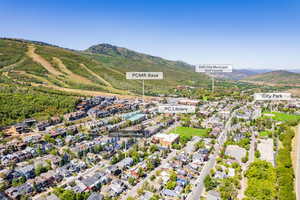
[259,131,272,137]
[264,112,300,122]
[168,126,209,137]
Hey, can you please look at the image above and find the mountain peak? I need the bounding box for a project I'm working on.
[85,43,139,58]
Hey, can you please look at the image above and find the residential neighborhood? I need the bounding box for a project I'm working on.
[0,94,299,200]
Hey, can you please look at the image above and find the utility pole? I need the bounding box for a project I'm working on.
[195,64,232,93]
[211,74,215,93]
[174,114,177,135]
[142,79,145,103]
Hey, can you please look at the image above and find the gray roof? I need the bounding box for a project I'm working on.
[87,192,104,200]
[116,157,134,168]
[162,189,178,197]
[81,176,99,187]
[0,192,8,200]
[16,164,34,174]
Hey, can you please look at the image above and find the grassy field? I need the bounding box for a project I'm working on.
[168,126,209,137]
[264,112,300,122]
[259,130,272,137]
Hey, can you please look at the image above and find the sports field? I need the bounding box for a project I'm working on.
[168,126,209,137]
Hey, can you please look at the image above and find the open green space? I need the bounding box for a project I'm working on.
[168,126,209,137]
[259,130,272,137]
[264,112,300,122]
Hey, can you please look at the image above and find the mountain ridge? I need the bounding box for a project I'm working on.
[242,70,300,85]
[0,38,211,97]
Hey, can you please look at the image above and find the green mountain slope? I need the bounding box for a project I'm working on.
[84,43,211,93]
[243,70,300,85]
[0,38,211,96]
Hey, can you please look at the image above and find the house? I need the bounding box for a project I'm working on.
[0,169,11,179]
[42,154,61,168]
[116,157,134,169]
[161,189,179,198]
[30,170,62,192]
[109,180,127,197]
[23,134,42,144]
[6,122,29,134]
[87,192,104,200]
[176,178,188,186]
[178,99,199,106]
[36,121,51,131]
[15,164,35,179]
[0,192,8,200]
[50,128,67,137]
[76,96,106,111]
[56,167,72,178]
[214,171,227,179]
[64,111,87,121]
[210,127,221,138]
[176,169,187,176]
[144,125,162,137]
[227,167,235,177]
[139,191,153,200]
[193,152,209,163]
[176,152,190,165]
[79,176,102,191]
[77,171,109,191]
[66,184,85,193]
[106,165,121,176]
[174,185,184,194]
[5,182,34,199]
[69,159,87,172]
[24,118,37,126]
[35,193,60,200]
[152,133,179,147]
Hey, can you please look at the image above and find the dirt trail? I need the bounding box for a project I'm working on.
[27,45,63,77]
[79,63,112,87]
[80,63,133,95]
[52,57,95,85]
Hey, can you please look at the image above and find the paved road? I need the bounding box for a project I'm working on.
[187,110,236,200]
[238,132,256,199]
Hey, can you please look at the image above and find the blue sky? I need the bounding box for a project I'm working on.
[1,0,300,69]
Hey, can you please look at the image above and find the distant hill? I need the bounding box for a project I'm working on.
[0,38,211,97]
[213,69,258,80]
[242,70,300,85]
